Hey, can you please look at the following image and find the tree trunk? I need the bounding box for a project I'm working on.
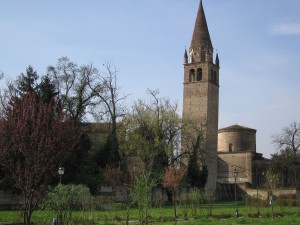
[23,190,35,225]
[24,207,33,225]
[294,157,298,188]
[145,205,149,225]
[172,190,177,222]
[126,205,130,225]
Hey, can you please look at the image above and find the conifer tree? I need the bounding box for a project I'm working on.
[16,65,39,96]
[187,136,208,189]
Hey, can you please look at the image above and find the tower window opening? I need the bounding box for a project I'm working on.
[197,68,202,81]
[229,143,233,152]
[210,69,213,81]
[213,71,217,84]
[189,69,195,82]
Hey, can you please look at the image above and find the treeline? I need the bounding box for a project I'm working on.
[268,122,300,189]
[3,57,298,225]
[0,57,208,224]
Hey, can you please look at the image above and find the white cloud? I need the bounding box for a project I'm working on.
[269,22,300,35]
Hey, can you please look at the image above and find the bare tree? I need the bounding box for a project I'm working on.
[118,90,182,223]
[49,58,128,166]
[272,122,300,188]
[0,93,79,225]
[88,62,128,166]
[162,164,187,221]
[272,122,300,154]
[104,165,136,225]
[119,90,181,174]
[0,73,6,118]
[264,169,280,221]
[269,148,298,188]
[90,62,127,123]
[47,57,100,123]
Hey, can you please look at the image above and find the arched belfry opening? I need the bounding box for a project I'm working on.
[189,69,195,82]
[197,68,202,81]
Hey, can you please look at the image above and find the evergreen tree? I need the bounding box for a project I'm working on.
[16,66,58,104]
[37,75,58,104]
[16,65,39,96]
[187,136,208,189]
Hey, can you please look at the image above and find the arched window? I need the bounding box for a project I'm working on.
[210,69,213,81]
[197,68,202,81]
[229,143,233,152]
[189,69,195,82]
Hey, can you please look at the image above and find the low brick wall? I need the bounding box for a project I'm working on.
[0,190,20,210]
[245,188,298,200]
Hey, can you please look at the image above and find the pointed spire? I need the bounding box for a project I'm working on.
[190,0,213,50]
[215,53,219,67]
[184,49,188,64]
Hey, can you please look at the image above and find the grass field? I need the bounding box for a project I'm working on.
[0,201,299,224]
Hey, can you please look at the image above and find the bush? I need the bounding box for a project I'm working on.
[213,213,231,219]
[276,194,297,207]
[42,184,91,224]
[243,194,268,208]
[248,213,259,218]
[203,192,214,217]
[70,217,96,225]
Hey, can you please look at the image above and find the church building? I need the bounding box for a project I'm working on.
[182,0,269,194]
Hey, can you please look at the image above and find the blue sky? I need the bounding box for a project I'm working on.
[1,0,300,158]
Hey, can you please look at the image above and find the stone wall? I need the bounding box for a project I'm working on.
[244,188,299,200]
[217,152,253,184]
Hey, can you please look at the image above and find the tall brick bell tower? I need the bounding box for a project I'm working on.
[182,0,220,192]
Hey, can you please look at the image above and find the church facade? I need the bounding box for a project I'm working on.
[182,0,269,193]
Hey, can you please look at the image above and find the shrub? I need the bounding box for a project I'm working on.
[276,194,297,207]
[203,192,214,217]
[42,184,91,224]
[213,213,231,219]
[70,217,96,225]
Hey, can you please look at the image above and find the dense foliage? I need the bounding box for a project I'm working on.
[0,93,79,225]
[42,184,91,224]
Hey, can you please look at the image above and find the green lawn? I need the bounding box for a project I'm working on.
[0,201,299,225]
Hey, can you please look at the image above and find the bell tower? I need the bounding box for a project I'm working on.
[182,0,220,192]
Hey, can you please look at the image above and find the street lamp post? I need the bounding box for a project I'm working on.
[233,167,239,218]
[58,166,64,184]
[57,166,65,225]
[270,175,274,221]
